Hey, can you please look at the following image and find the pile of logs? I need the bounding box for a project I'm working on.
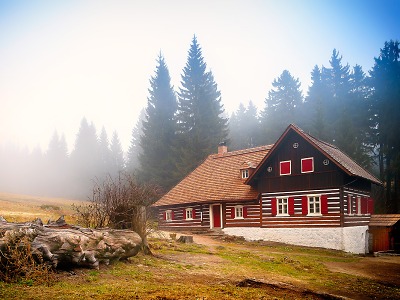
[0,216,142,269]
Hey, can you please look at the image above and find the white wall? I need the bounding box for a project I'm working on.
[223,226,369,254]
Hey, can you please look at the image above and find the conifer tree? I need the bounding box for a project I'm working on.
[228,103,247,150]
[229,101,261,150]
[70,117,100,198]
[98,127,112,178]
[175,36,228,177]
[110,131,125,177]
[369,40,400,213]
[260,70,303,143]
[305,65,329,140]
[127,109,145,174]
[321,49,352,144]
[139,54,177,190]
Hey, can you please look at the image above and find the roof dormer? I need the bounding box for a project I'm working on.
[240,161,256,180]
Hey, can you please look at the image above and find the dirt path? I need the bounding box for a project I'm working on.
[154,230,400,288]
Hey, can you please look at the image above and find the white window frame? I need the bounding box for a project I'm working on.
[280,160,291,176]
[185,208,193,220]
[277,198,289,216]
[165,210,172,222]
[241,169,249,179]
[234,205,244,219]
[301,157,314,173]
[308,195,322,216]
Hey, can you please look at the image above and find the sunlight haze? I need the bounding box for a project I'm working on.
[0,0,399,152]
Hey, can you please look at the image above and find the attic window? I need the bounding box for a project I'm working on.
[241,169,249,179]
[293,142,299,149]
[323,159,330,166]
[280,160,291,176]
[301,157,314,173]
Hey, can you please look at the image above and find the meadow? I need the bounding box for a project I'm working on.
[1,193,399,299]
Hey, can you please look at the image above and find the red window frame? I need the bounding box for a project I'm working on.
[280,160,291,176]
[301,157,314,173]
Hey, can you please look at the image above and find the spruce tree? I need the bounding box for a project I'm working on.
[175,36,228,177]
[305,65,329,140]
[260,70,303,143]
[369,40,400,213]
[228,103,247,150]
[70,117,100,198]
[229,101,261,150]
[110,131,125,177]
[139,54,177,190]
[127,109,145,174]
[98,127,112,178]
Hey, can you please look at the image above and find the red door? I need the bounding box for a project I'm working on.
[212,205,221,228]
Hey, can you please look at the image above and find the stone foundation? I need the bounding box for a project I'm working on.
[222,226,369,254]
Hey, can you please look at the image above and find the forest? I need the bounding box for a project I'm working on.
[0,37,399,213]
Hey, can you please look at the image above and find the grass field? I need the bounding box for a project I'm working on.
[0,192,85,224]
[1,193,400,299]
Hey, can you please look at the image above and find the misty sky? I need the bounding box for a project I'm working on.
[0,0,399,153]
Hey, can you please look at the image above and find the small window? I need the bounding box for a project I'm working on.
[280,160,291,176]
[308,195,321,215]
[235,205,243,219]
[301,157,314,173]
[241,169,249,179]
[185,208,193,220]
[165,210,173,222]
[277,198,289,216]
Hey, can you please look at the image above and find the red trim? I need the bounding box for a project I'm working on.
[302,196,308,215]
[321,195,328,214]
[171,210,174,220]
[301,157,314,173]
[361,197,367,214]
[288,197,295,215]
[280,161,291,176]
[368,198,374,214]
[183,208,186,219]
[271,198,277,216]
[347,195,352,214]
[163,211,166,220]
[243,207,248,218]
[231,207,235,219]
[192,209,196,219]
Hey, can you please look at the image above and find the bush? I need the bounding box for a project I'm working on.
[0,234,55,285]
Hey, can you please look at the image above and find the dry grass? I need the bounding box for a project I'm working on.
[0,192,85,224]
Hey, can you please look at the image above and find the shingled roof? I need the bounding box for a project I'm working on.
[369,214,400,227]
[153,145,272,207]
[247,124,382,186]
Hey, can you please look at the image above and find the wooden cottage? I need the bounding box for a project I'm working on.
[154,124,382,253]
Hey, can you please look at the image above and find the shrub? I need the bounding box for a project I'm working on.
[0,234,55,285]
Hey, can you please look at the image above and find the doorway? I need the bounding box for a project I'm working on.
[211,204,222,228]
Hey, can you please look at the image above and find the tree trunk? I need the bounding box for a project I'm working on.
[0,216,142,270]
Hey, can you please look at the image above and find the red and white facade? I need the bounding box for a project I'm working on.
[154,124,382,253]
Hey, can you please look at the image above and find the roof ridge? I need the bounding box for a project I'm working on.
[293,124,338,149]
[295,126,381,184]
[211,144,273,159]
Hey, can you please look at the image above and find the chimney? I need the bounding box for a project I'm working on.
[218,141,228,156]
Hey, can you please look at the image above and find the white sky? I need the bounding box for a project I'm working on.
[0,0,399,153]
